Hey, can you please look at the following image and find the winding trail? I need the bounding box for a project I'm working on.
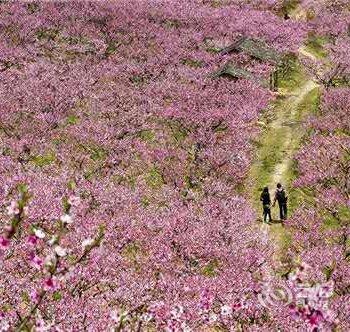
[265,78,318,263]
[269,79,318,188]
[249,50,320,269]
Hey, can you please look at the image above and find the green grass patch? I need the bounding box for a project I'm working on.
[129,75,147,86]
[322,213,341,229]
[36,27,59,41]
[66,114,79,125]
[138,129,156,143]
[21,291,30,304]
[126,175,137,190]
[249,125,286,204]
[322,205,350,230]
[203,37,222,54]
[283,86,321,214]
[180,58,204,68]
[201,259,220,277]
[122,242,144,272]
[295,87,321,120]
[1,146,11,156]
[285,174,317,216]
[277,0,300,17]
[145,166,164,189]
[166,120,189,144]
[141,195,151,207]
[26,2,40,14]
[89,146,108,161]
[105,40,120,57]
[304,34,329,59]
[122,242,140,260]
[273,226,292,250]
[67,179,76,190]
[30,152,56,167]
[162,19,181,29]
[278,56,307,91]
[52,291,62,301]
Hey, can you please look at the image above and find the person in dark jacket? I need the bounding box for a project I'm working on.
[273,183,288,220]
[260,186,272,223]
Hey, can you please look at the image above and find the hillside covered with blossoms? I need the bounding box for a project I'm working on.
[0,1,349,331]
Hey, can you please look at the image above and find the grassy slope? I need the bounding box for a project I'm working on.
[248,59,316,209]
[247,57,321,264]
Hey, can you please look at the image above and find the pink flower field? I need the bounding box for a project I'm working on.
[0,1,349,331]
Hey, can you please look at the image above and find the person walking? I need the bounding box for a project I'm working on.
[273,183,288,221]
[260,186,272,223]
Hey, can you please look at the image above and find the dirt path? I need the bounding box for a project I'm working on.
[299,46,318,61]
[265,78,318,259]
[248,55,319,267]
[269,79,318,188]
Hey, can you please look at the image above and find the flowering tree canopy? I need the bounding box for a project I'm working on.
[0,0,349,331]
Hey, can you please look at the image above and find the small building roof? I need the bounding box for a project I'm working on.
[212,62,254,80]
[221,37,281,64]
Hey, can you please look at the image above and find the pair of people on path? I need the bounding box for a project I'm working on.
[260,183,288,223]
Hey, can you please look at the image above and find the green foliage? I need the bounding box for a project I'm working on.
[278,0,300,17]
[210,0,224,8]
[36,28,59,41]
[67,254,77,264]
[205,46,222,54]
[1,303,11,312]
[322,205,350,230]
[163,19,181,29]
[122,242,143,271]
[203,38,222,54]
[213,122,228,133]
[138,130,156,142]
[26,2,40,14]
[114,174,138,190]
[184,174,199,190]
[67,179,76,190]
[105,40,120,57]
[338,205,350,223]
[180,58,204,68]
[304,34,329,59]
[141,195,150,207]
[123,242,140,260]
[322,213,341,229]
[62,196,71,213]
[129,75,146,85]
[295,87,321,120]
[145,166,164,188]
[88,146,108,161]
[172,127,188,143]
[17,183,29,194]
[278,56,306,91]
[66,114,79,125]
[127,175,137,190]
[201,259,220,277]
[95,224,105,246]
[21,291,30,304]
[322,261,335,280]
[1,146,11,156]
[30,152,56,167]
[53,291,62,301]
[166,120,189,144]
[250,125,285,199]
